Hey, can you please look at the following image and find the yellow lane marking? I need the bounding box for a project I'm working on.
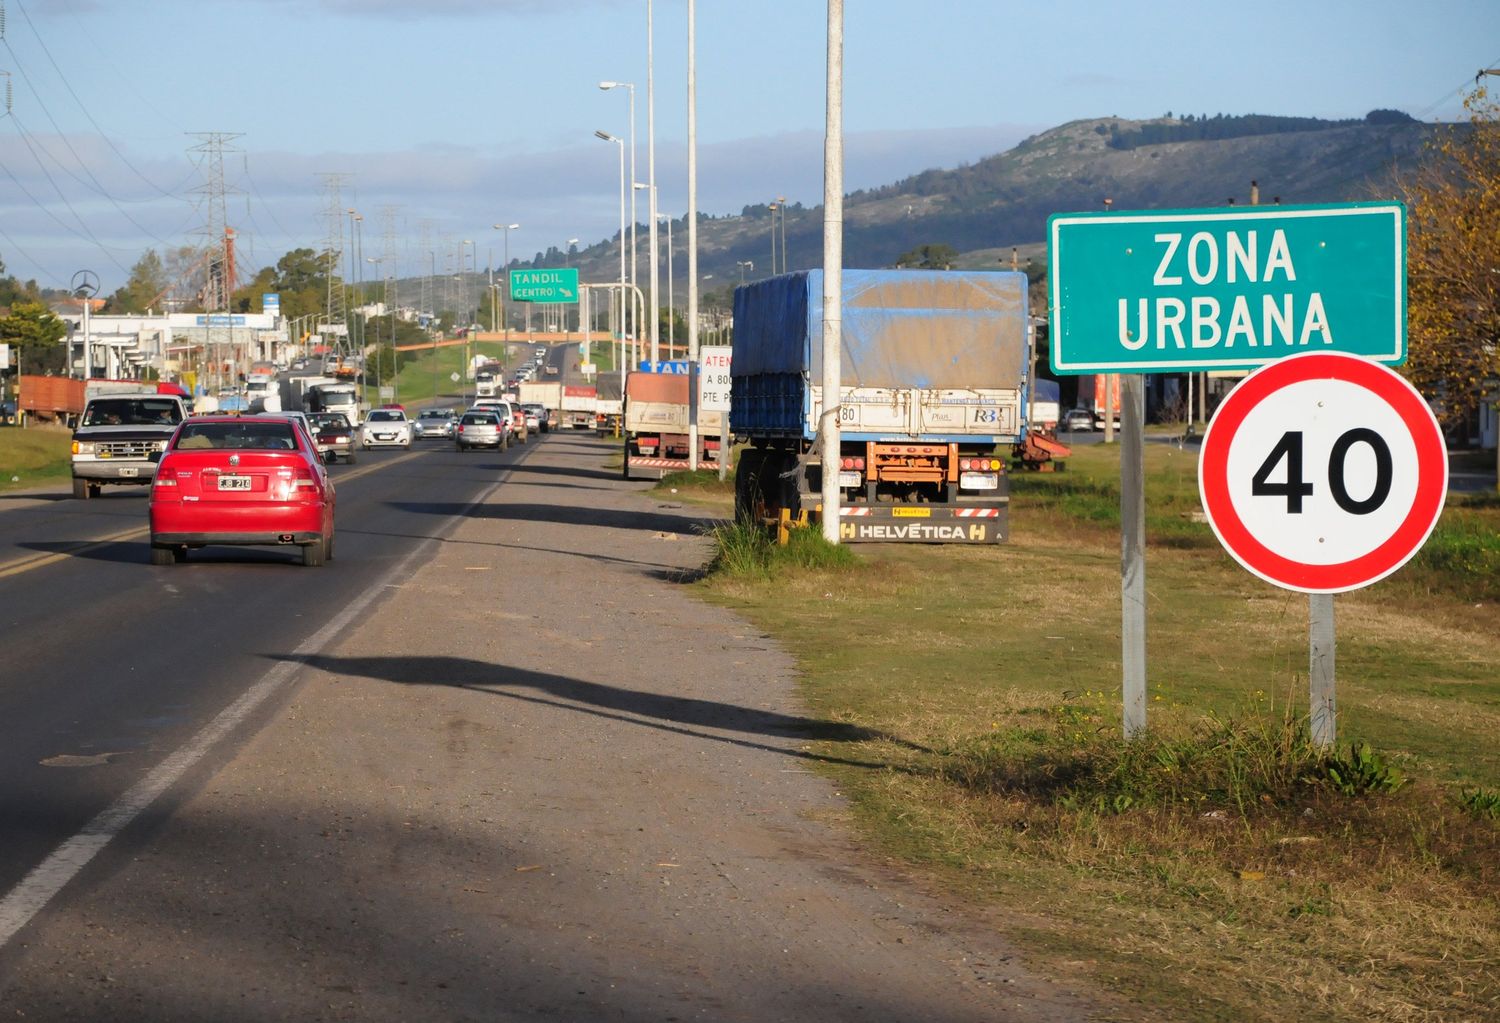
[0,449,426,579]
[0,524,148,580]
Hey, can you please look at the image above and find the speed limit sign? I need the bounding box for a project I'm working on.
[1198,352,1448,593]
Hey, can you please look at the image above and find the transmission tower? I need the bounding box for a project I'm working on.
[187,132,243,312]
[317,172,352,352]
[418,219,435,320]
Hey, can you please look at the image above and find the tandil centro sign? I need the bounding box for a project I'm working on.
[1048,202,1406,374]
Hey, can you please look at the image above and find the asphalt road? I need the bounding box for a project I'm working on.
[0,429,1103,1022]
[0,438,511,906]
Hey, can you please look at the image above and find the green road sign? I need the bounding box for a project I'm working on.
[509,268,579,303]
[1047,202,1406,375]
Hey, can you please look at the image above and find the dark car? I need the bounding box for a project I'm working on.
[306,412,356,463]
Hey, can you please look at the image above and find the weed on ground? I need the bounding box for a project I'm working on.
[695,445,1500,1022]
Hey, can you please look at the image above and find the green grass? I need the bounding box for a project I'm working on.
[693,441,1500,1023]
[0,427,72,490]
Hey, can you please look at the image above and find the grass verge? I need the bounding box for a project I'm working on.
[695,443,1500,1022]
[0,427,72,491]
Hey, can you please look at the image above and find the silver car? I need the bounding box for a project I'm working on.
[455,409,506,451]
[414,407,458,440]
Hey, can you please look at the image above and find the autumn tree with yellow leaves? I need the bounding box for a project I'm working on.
[1399,85,1500,431]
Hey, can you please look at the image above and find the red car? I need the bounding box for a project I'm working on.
[148,415,336,567]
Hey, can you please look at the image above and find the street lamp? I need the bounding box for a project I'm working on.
[736,260,754,285]
[599,81,637,318]
[492,223,519,345]
[595,130,628,345]
[768,201,779,275]
[657,213,675,355]
[634,181,661,362]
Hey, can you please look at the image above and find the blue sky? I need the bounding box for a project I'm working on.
[1,0,1495,292]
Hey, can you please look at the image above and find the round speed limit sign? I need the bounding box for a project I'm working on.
[1198,352,1448,593]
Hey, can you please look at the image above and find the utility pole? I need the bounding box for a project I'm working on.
[318,173,351,360]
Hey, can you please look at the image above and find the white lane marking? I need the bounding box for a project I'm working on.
[0,460,516,949]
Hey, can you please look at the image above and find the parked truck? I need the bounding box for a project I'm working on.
[517,380,562,431]
[18,374,86,426]
[621,371,724,479]
[559,384,597,430]
[730,269,1037,543]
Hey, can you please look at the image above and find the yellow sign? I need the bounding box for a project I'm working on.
[892,507,931,518]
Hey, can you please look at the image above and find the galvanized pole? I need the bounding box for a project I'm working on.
[820,0,844,543]
[687,0,701,475]
[1121,374,1147,739]
[646,0,659,364]
[1309,594,1336,749]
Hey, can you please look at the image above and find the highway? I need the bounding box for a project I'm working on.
[0,437,527,908]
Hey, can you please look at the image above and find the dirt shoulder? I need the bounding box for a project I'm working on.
[0,434,1109,1022]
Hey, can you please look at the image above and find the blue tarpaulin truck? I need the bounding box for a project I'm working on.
[730,269,1039,543]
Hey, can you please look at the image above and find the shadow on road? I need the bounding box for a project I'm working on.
[387,500,712,536]
[273,652,924,769]
[494,462,623,483]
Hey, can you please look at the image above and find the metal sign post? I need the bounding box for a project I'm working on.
[1120,374,1147,739]
[1199,353,1447,749]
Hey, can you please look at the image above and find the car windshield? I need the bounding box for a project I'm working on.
[367,410,402,422]
[419,410,450,421]
[174,421,299,450]
[83,398,182,427]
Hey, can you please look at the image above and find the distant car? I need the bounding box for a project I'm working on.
[455,409,505,451]
[148,415,335,567]
[509,405,529,444]
[413,407,457,440]
[2,399,17,425]
[1061,408,1094,432]
[520,403,543,433]
[469,399,516,442]
[360,408,413,449]
[306,412,355,463]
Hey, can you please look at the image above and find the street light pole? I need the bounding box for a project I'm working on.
[595,131,627,354]
[599,81,637,342]
[658,214,674,356]
[493,223,519,352]
[645,0,660,364]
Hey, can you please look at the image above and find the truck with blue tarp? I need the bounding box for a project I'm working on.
[730,269,1039,543]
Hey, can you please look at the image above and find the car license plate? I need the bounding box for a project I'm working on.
[118,466,139,477]
[837,471,863,488]
[960,472,998,490]
[218,475,252,491]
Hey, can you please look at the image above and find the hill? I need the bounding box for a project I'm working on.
[493,111,1442,308]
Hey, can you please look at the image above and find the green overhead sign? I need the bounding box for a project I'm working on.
[509,268,579,303]
[1047,202,1406,374]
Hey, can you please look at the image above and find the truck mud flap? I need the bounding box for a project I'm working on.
[826,504,1009,543]
[626,456,722,479]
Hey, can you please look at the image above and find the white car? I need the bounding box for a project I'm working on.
[360,408,413,449]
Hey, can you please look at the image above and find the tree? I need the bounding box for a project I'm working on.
[0,301,68,375]
[1398,85,1500,427]
[894,243,958,270]
[107,250,169,313]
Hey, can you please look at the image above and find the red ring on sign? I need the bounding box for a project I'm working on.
[1199,352,1447,593]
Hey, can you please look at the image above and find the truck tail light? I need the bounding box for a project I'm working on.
[960,457,1003,471]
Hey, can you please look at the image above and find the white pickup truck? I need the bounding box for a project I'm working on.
[70,392,187,499]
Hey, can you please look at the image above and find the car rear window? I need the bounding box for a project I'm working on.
[461,413,496,425]
[174,421,299,450]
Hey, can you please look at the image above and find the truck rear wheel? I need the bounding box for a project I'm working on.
[735,450,772,522]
